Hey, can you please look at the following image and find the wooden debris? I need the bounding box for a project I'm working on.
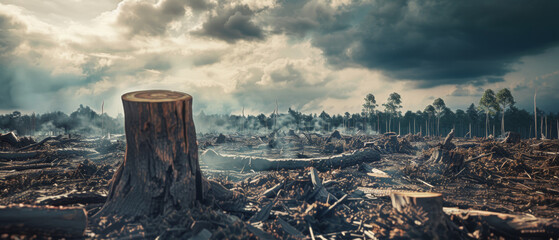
[249,189,282,223]
[444,207,559,238]
[277,217,304,238]
[262,181,284,198]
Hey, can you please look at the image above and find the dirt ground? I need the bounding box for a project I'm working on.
[1,131,558,239]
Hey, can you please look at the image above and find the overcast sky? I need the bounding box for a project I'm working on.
[1,0,558,116]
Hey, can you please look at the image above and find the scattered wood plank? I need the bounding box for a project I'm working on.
[464,153,492,164]
[262,181,284,198]
[249,190,282,223]
[246,223,274,240]
[278,217,304,238]
[318,194,348,218]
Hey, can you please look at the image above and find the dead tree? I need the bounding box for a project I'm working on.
[94,90,204,218]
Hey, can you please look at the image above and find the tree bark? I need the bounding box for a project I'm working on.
[94,90,204,218]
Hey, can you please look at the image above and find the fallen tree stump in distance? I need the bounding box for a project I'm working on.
[0,204,87,238]
[201,148,380,172]
[502,131,521,144]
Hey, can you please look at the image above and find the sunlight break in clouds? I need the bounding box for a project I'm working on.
[0,0,558,116]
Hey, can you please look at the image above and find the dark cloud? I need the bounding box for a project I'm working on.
[116,0,189,37]
[194,5,264,43]
[273,0,559,86]
[268,0,355,37]
[185,0,212,11]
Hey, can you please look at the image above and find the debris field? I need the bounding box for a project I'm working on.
[1,130,558,239]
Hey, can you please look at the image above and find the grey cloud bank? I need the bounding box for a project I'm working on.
[0,0,558,116]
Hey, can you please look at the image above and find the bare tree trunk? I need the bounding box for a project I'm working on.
[501,108,505,136]
[486,112,489,137]
[426,119,429,137]
[437,116,440,136]
[535,90,539,139]
[413,118,416,134]
[94,90,204,219]
[541,115,544,139]
[545,115,548,138]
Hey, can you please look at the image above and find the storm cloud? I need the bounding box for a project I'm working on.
[195,4,265,43]
[273,0,559,86]
[1,0,559,115]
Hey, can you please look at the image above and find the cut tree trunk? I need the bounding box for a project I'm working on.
[94,90,204,219]
[0,204,87,238]
[391,192,444,222]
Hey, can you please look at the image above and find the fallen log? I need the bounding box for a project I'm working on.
[201,148,380,172]
[0,151,39,160]
[443,207,559,238]
[0,163,62,171]
[0,204,87,238]
[16,135,62,152]
[0,148,98,161]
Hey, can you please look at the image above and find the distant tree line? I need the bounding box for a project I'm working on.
[1,89,558,139]
[0,105,124,136]
[195,88,559,139]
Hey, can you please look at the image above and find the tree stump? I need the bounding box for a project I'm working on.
[391,191,444,225]
[94,90,204,218]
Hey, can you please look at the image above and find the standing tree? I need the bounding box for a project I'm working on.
[432,98,446,136]
[424,105,435,136]
[496,88,515,136]
[466,103,478,137]
[382,92,402,132]
[362,94,377,132]
[479,89,500,137]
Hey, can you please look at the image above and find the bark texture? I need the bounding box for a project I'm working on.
[95,90,203,218]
